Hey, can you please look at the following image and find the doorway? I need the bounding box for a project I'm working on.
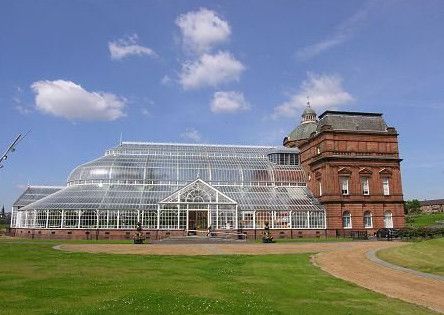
[188,210,208,232]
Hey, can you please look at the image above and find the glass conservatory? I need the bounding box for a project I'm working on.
[12,142,326,231]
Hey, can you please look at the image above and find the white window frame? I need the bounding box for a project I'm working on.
[340,177,349,195]
[382,177,390,196]
[319,180,322,196]
[363,211,372,228]
[361,177,370,195]
[384,211,393,228]
[342,211,352,229]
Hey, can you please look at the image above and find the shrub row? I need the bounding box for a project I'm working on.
[398,227,444,239]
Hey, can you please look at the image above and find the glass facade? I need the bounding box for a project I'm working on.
[12,142,325,230]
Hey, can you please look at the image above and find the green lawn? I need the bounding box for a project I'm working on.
[405,213,444,228]
[0,239,436,314]
[377,237,444,276]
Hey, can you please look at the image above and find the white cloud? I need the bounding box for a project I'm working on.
[180,128,202,142]
[109,34,157,60]
[141,108,150,117]
[161,75,172,85]
[176,8,231,54]
[295,4,372,60]
[15,105,32,115]
[211,91,250,113]
[179,51,244,90]
[272,73,353,119]
[31,80,126,121]
[12,88,33,115]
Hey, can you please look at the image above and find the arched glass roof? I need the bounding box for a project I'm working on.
[67,142,306,186]
[19,142,323,213]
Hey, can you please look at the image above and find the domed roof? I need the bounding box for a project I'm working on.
[288,121,317,141]
[302,106,316,117]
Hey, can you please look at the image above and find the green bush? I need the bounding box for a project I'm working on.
[398,227,444,239]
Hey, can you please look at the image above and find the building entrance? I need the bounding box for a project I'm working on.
[188,210,208,232]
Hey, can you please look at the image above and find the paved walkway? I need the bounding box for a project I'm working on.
[57,241,444,313]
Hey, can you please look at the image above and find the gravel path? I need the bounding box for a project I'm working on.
[57,242,354,255]
[312,243,444,314]
[57,241,444,313]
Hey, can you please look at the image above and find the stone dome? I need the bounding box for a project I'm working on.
[288,121,318,141]
[302,106,316,117]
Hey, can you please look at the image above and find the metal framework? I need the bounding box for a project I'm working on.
[12,142,326,230]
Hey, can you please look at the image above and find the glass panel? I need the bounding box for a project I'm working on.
[342,211,351,228]
[119,210,138,229]
[292,211,308,228]
[255,210,272,229]
[142,210,157,229]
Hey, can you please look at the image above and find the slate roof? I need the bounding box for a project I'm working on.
[317,111,388,132]
[420,199,444,206]
[288,122,317,141]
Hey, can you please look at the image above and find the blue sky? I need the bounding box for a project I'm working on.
[1,0,444,210]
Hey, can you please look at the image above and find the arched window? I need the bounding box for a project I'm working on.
[342,211,352,229]
[384,211,393,228]
[363,211,372,228]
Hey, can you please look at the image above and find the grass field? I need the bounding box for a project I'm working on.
[405,213,444,228]
[0,239,436,314]
[377,237,444,276]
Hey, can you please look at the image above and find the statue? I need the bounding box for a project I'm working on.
[262,221,273,243]
[133,222,145,244]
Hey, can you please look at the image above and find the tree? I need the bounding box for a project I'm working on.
[404,199,421,214]
[0,205,4,224]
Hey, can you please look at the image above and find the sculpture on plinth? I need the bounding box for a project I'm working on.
[262,221,274,243]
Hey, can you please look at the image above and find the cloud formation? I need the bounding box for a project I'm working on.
[211,91,250,113]
[272,73,353,119]
[295,4,372,60]
[12,87,33,115]
[179,51,244,89]
[31,80,126,121]
[109,34,157,60]
[176,8,231,54]
[180,128,202,142]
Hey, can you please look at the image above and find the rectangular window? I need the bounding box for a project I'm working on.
[364,213,372,228]
[340,177,349,195]
[342,212,352,228]
[361,177,370,195]
[319,181,322,196]
[382,177,390,196]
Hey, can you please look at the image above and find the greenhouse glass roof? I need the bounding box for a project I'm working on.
[13,186,64,207]
[19,142,324,213]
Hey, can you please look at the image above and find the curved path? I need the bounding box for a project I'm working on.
[57,241,444,313]
[312,243,444,314]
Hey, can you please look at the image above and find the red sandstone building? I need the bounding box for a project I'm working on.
[284,106,405,232]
